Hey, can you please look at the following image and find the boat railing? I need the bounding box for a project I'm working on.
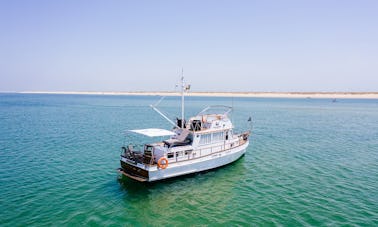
[123,133,250,164]
[238,131,250,145]
[121,145,144,164]
[173,139,247,162]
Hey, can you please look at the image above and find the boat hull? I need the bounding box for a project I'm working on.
[120,141,249,182]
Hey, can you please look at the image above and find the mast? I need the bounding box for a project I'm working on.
[180,70,190,128]
[150,73,189,129]
[181,70,185,128]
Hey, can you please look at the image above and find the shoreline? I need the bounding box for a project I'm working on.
[15,91,378,99]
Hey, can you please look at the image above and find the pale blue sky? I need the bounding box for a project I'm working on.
[0,0,377,92]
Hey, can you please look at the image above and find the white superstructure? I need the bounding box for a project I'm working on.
[118,78,251,182]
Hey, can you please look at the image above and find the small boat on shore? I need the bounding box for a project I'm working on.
[118,77,251,182]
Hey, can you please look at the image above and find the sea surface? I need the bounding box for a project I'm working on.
[0,94,377,226]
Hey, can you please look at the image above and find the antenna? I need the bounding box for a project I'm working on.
[180,69,190,129]
[181,69,185,128]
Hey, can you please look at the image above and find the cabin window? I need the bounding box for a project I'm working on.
[199,134,211,145]
[176,151,183,157]
[212,132,224,142]
[167,153,174,158]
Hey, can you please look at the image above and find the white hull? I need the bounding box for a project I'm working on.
[149,141,248,181]
[120,141,249,182]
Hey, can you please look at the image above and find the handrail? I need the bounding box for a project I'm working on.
[169,141,248,164]
[197,105,233,116]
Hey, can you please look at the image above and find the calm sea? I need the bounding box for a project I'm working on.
[0,94,377,226]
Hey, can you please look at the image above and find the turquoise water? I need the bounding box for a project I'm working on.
[1,94,377,226]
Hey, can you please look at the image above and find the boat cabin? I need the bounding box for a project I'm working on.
[120,106,246,168]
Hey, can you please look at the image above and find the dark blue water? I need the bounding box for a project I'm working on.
[0,94,377,226]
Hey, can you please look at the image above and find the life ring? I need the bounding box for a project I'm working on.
[157,157,169,169]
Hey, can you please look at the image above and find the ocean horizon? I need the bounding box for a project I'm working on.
[2,90,378,99]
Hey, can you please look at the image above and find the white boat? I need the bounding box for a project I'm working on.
[118,77,251,182]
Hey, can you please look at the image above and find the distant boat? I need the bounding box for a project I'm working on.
[332,98,337,103]
[118,77,251,182]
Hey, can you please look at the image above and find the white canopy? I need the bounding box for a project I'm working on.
[128,128,176,137]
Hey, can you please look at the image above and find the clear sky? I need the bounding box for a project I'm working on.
[0,0,377,92]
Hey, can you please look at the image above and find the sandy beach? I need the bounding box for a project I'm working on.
[19,91,378,99]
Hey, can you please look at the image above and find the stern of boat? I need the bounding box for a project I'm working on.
[118,146,150,182]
